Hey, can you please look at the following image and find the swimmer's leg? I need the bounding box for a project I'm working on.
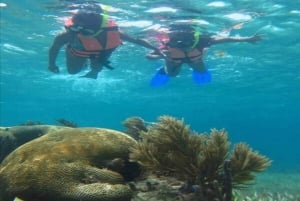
[66,49,87,74]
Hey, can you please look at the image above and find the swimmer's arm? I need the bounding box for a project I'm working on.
[210,33,262,45]
[49,32,71,68]
[120,32,166,57]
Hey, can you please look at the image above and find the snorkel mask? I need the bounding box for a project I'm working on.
[167,24,200,49]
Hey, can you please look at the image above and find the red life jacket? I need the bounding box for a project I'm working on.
[68,21,122,58]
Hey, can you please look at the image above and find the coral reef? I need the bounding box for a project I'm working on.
[130,115,271,200]
[130,173,300,201]
[1,119,78,162]
[19,120,43,126]
[0,116,274,201]
[230,143,271,187]
[122,116,148,140]
[56,118,78,127]
[0,125,68,162]
[0,127,139,201]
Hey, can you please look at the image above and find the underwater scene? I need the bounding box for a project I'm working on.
[0,0,300,200]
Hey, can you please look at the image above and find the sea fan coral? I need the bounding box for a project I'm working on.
[230,143,272,187]
[130,115,271,200]
[130,115,206,183]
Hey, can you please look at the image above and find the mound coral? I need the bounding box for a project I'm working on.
[0,128,139,201]
[0,125,68,162]
[122,116,148,140]
[130,115,271,200]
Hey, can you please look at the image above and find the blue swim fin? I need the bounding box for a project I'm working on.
[150,68,170,87]
[192,70,212,84]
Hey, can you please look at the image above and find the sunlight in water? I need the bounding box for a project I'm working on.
[206,1,228,7]
[1,43,36,55]
[118,20,153,28]
[145,7,177,13]
[290,10,300,14]
[0,2,7,8]
[224,13,252,21]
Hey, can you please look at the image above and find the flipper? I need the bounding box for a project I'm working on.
[150,68,170,87]
[192,70,212,84]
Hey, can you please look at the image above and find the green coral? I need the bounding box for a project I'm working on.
[130,116,204,183]
[230,143,272,187]
[130,115,271,199]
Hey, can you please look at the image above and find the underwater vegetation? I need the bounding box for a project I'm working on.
[130,115,271,200]
[17,118,77,127]
[19,120,44,126]
[56,118,78,127]
[0,115,275,201]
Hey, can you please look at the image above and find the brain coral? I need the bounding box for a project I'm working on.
[0,125,69,162]
[0,128,138,201]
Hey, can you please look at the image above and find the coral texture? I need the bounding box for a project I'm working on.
[0,125,68,163]
[130,115,271,200]
[0,128,137,201]
[122,117,148,140]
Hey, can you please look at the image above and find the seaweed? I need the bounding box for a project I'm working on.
[130,115,271,200]
[230,143,272,187]
[56,118,77,128]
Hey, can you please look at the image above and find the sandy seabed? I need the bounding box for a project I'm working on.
[234,171,300,201]
[131,171,300,201]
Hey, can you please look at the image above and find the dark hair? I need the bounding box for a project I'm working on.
[169,24,195,33]
[72,12,103,31]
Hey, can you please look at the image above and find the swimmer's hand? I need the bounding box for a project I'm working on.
[157,49,167,58]
[48,65,59,73]
[146,49,167,60]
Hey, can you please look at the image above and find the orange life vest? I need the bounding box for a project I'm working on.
[68,21,121,58]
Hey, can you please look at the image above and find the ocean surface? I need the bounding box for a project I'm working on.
[0,0,299,173]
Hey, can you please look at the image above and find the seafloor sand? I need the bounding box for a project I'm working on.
[234,171,300,201]
[131,171,300,201]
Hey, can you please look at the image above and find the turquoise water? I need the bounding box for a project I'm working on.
[0,0,299,171]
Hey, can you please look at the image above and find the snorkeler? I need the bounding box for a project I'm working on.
[147,24,262,86]
[48,10,162,79]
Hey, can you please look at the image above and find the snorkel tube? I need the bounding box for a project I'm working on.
[89,5,109,37]
[189,27,200,49]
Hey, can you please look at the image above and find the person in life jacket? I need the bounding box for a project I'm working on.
[147,24,262,86]
[49,11,163,79]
